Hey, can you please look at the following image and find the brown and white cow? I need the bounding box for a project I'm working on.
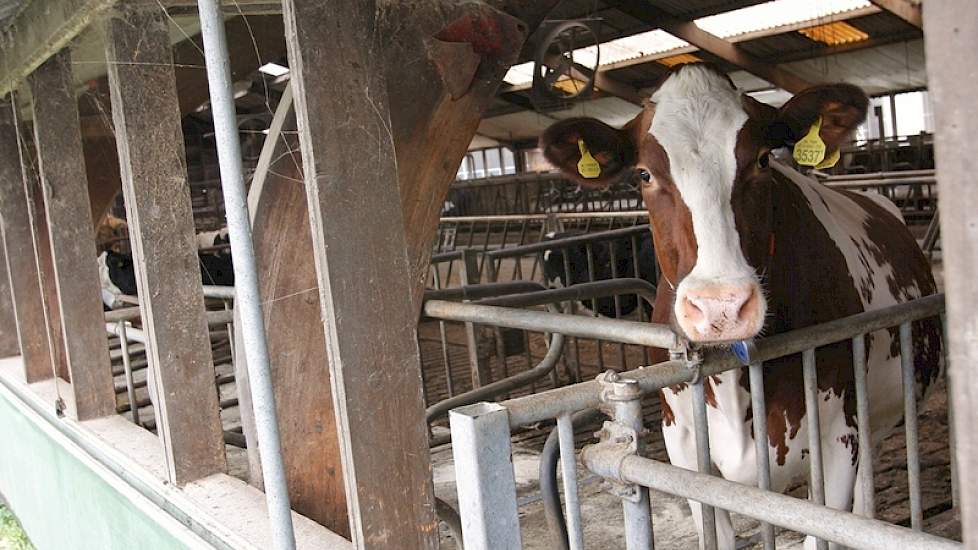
[541,63,941,550]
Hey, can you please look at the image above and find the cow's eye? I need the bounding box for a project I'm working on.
[757,150,770,169]
[638,169,652,182]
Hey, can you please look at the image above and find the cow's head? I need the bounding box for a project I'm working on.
[541,63,867,343]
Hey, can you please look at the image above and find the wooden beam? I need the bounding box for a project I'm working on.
[283,0,437,546]
[30,50,116,420]
[869,0,923,29]
[0,99,52,377]
[105,3,226,484]
[923,0,977,540]
[0,238,17,357]
[0,0,116,97]
[610,0,812,93]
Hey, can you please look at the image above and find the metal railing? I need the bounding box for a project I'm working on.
[447,293,957,550]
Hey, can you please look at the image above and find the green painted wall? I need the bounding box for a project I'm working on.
[0,386,209,550]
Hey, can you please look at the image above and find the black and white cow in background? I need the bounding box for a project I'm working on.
[98,229,235,309]
[541,230,656,318]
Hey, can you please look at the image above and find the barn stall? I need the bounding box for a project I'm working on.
[0,1,974,549]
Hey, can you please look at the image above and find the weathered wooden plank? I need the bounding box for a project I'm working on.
[0,100,50,372]
[29,50,115,420]
[923,0,978,543]
[0,240,17,357]
[104,3,226,484]
[283,0,438,546]
[869,0,923,29]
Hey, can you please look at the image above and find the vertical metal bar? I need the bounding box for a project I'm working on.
[433,267,455,398]
[224,299,235,366]
[557,413,585,550]
[691,379,718,550]
[900,321,923,530]
[562,248,582,382]
[631,233,650,367]
[852,334,875,518]
[748,362,775,549]
[118,321,140,426]
[461,249,488,387]
[942,312,958,509]
[802,348,828,550]
[450,403,522,550]
[585,242,606,370]
[607,378,654,550]
[196,2,296,548]
[607,242,626,367]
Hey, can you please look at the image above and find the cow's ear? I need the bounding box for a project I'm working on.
[768,83,868,156]
[540,117,638,187]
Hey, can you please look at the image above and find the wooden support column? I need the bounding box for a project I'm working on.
[29,51,115,419]
[924,1,978,543]
[0,101,49,369]
[283,0,438,546]
[105,3,226,483]
[0,243,17,357]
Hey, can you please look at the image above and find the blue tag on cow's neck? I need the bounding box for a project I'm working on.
[731,341,751,365]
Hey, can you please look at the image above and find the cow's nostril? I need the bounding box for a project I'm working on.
[682,296,705,322]
[737,287,758,322]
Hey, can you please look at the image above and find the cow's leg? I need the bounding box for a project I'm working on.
[851,446,874,517]
[662,415,737,550]
[804,404,858,550]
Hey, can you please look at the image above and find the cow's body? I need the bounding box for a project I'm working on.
[541,230,656,318]
[541,63,941,550]
[656,160,941,549]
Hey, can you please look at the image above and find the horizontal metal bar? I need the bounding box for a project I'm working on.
[440,211,649,223]
[474,279,657,310]
[485,225,651,259]
[583,452,961,550]
[202,285,236,299]
[499,294,944,427]
[819,169,934,182]
[423,281,546,302]
[423,300,679,351]
[824,177,936,189]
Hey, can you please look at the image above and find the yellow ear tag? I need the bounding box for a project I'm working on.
[792,116,827,167]
[577,139,602,179]
[815,147,840,169]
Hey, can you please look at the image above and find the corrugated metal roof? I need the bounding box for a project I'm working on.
[503,0,874,85]
[798,21,870,45]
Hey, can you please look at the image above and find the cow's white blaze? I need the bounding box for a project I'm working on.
[649,65,766,341]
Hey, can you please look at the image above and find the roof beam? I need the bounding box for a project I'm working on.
[609,0,812,93]
[868,0,922,29]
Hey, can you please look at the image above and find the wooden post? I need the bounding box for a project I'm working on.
[924,1,978,544]
[0,242,17,357]
[0,99,52,376]
[29,50,116,420]
[104,3,226,483]
[283,0,437,546]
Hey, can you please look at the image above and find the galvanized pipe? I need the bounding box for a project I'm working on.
[747,362,775,549]
[852,334,875,518]
[485,225,651,258]
[584,453,962,550]
[802,349,828,550]
[900,321,923,530]
[557,413,585,550]
[423,300,679,351]
[473,279,657,311]
[499,295,943,428]
[440,211,649,223]
[196,1,295,549]
[605,377,654,550]
[691,378,718,550]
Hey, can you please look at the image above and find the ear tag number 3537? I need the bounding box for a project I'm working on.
[577,139,602,179]
[793,116,827,167]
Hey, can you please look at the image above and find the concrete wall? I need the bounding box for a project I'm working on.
[0,379,209,550]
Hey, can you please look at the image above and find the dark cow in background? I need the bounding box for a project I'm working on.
[541,230,656,318]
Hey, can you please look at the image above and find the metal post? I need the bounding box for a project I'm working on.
[461,249,489,387]
[802,348,828,550]
[602,374,654,550]
[748,362,775,549]
[450,402,522,550]
[899,322,923,530]
[557,413,585,550]
[118,321,139,426]
[691,377,718,550]
[852,335,875,517]
[196,2,296,549]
